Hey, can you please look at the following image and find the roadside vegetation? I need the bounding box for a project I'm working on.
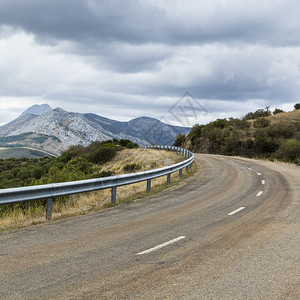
[175,104,300,165]
[0,139,138,189]
[0,140,191,230]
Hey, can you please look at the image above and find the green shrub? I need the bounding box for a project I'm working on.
[253,118,271,128]
[228,118,251,130]
[17,169,31,181]
[35,159,86,184]
[210,119,228,129]
[60,145,85,163]
[254,136,279,154]
[274,139,300,163]
[266,124,294,139]
[123,163,142,172]
[273,108,284,115]
[294,103,300,110]
[88,147,116,164]
[119,139,139,149]
[31,166,43,179]
[174,134,186,147]
[188,124,204,144]
[243,107,271,120]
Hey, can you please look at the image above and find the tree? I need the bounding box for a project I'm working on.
[174,134,186,147]
[294,103,300,110]
[273,108,284,115]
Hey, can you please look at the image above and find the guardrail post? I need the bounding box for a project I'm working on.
[186,166,189,173]
[167,174,171,185]
[111,186,117,204]
[179,169,182,179]
[46,198,53,220]
[146,179,151,192]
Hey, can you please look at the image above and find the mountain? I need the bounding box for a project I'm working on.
[84,114,190,145]
[0,105,190,156]
[0,104,52,136]
[19,104,52,118]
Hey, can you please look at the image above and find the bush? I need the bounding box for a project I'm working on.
[35,159,86,184]
[17,169,31,181]
[88,147,116,164]
[294,103,300,110]
[243,107,271,120]
[266,124,294,139]
[119,139,139,149]
[273,108,284,115]
[123,163,141,172]
[228,118,251,130]
[223,133,241,155]
[60,145,85,163]
[174,134,186,147]
[31,166,43,179]
[253,118,271,128]
[254,137,279,154]
[188,124,203,138]
[274,139,300,163]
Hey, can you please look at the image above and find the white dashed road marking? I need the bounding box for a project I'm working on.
[228,207,245,216]
[137,236,186,255]
[256,191,263,197]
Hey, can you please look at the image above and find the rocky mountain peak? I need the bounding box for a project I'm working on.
[19,104,52,118]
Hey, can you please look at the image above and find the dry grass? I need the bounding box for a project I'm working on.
[268,109,300,125]
[0,149,194,231]
[248,109,300,127]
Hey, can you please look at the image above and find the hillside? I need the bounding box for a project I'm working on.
[175,108,300,164]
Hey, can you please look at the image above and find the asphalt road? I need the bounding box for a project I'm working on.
[0,154,299,299]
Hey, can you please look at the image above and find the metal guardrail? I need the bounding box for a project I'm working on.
[0,146,194,220]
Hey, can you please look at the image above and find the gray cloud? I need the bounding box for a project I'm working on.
[0,0,299,126]
[1,0,299,47]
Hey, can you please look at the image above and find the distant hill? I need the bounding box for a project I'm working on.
[0,104,190,157]
[0,147,55,159]
[176,108,300,164]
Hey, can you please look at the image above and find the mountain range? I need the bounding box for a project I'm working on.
[0,104,190,156]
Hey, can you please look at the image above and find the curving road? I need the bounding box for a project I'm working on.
[0,154,299,299]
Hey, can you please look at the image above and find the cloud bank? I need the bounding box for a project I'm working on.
[0,0,299,126]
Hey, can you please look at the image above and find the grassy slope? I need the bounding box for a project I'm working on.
[268,109,300,124]
[188,109,300,157]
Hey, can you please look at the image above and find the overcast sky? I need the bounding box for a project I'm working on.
[0,0,299,127]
